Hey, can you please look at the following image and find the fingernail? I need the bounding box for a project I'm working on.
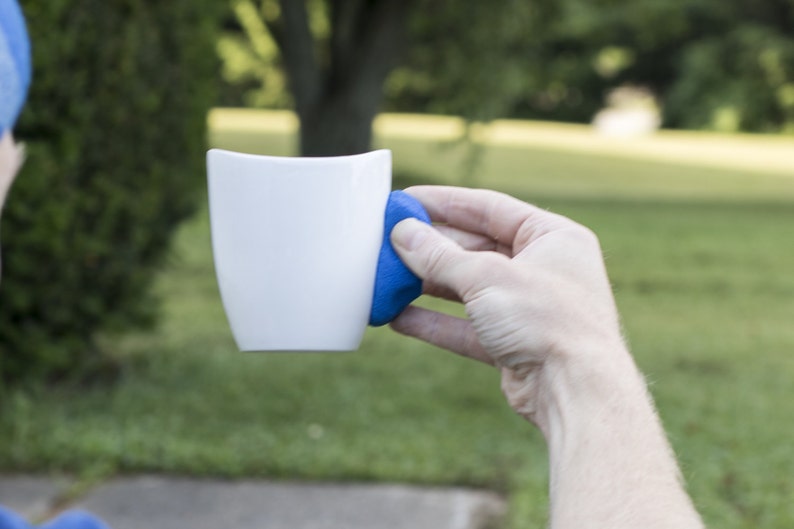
[391,218,428,251]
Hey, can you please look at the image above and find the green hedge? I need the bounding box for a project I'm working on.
[665,25,794,133]
[0,0,222,382]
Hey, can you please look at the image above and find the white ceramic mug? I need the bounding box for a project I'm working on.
[207,148,392,351]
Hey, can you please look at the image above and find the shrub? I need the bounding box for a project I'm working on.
[0,0,222,383]
[664,25,794,133]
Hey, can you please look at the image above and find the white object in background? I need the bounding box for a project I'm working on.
[207,149,392,352]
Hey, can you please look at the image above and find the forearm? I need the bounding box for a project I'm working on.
[538,346,704,529]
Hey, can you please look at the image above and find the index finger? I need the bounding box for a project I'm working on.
[403,186,575,251]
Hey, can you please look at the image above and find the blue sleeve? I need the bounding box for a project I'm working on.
[0,0,32,134]
[0,506,30,529]
[0,506,110,529]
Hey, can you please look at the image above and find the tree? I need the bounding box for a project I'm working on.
[221,0,794,145]
[238,0,415,156]
[0,0,221,383]
[503,0,794,132]
[388,1,555,120]
[220,0,554,156]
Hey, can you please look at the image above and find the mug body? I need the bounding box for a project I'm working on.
[207,149,392,351]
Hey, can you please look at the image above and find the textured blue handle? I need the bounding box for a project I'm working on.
[0,0,32,134]
[369,190,431,326]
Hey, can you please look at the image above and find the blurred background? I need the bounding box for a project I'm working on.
[1,1,794,527]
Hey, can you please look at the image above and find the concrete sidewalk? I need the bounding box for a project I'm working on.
[0,476,506,529]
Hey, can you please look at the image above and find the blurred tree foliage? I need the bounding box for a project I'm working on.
[217,0,557,155]
[384,0,557,122]
[219,0,414,156]
[217,0,291,109]
[220,0,794,138]
[514,0,794,133]
[666,24,794,132]
[0,0,222,384]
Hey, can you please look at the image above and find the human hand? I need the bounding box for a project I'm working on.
[389,185,704,528]
[389,186,630,427]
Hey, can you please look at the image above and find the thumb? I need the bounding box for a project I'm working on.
[391,218,488,299]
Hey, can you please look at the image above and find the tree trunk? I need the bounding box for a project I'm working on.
[299,96,377,157]
[270,0,412,157]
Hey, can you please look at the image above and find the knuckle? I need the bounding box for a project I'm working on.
[554,223,602,252]
[421,238,455,279]
[459,251,513,301]
[571,224,601,246]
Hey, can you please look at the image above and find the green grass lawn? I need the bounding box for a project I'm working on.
[3,113,794,528]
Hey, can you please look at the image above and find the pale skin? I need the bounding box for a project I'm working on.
[389,186,704,529]
[0,131,25,276]
[0,132,24,213]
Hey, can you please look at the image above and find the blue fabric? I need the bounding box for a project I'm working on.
[0,507,28,529]
[369,190,431,326]
[0,0,31,134]
[38,511,109,529]
[0,506,109,529]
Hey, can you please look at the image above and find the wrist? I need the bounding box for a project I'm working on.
[533,339,643,439]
